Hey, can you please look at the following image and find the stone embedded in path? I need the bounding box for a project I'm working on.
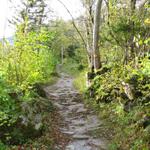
[65,145,75,150]
[53,102,64,109]
[88,139,108,150]
[71,119,86,126]
[76,107,87,113]
[62,131,75,135]
[72,135,90,140]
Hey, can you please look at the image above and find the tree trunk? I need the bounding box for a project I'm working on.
[84,5,94,72]
[130,0,137,62]
[93,0,103,71]
[61,47,64,65]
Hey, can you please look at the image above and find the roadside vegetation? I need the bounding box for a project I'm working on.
[71,1,150,149]
[0,26,58,149]
[0,0,150,149]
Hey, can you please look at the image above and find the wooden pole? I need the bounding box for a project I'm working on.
[61,47,64,65]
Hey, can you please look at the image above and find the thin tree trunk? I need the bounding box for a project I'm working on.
[130,0,136,62]
[57,0,93,71]
[57,0,87,49]
[84,3,94,71]
[93,0,103,70]
[61,47,64,65]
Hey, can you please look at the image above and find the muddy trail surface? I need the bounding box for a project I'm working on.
[44,73,108,150]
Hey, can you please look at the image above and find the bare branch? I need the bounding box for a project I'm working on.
[139,0,149,9]
[56,0,87,49]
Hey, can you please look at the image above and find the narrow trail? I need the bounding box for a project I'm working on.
[44,73,108,150]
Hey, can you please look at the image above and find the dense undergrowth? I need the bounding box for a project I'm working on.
[0,26,57,149]
[0,1,149,149]
[67,7,150,145]
[72,58,150,150]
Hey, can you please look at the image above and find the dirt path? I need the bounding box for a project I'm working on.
[44,73,108,150]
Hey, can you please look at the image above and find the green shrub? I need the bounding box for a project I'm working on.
[0,25,57,147]
[85,58,150,149]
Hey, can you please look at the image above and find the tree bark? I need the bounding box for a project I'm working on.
[130,0,137,60]
[61,47,64,65]
[83,0,94,71]
[93,0,103,70]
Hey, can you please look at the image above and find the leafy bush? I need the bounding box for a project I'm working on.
[0,141,8,150]
[0,74,18,127]
[2,27,56,89]
[0,25,57,147]
[85,58,150,149]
